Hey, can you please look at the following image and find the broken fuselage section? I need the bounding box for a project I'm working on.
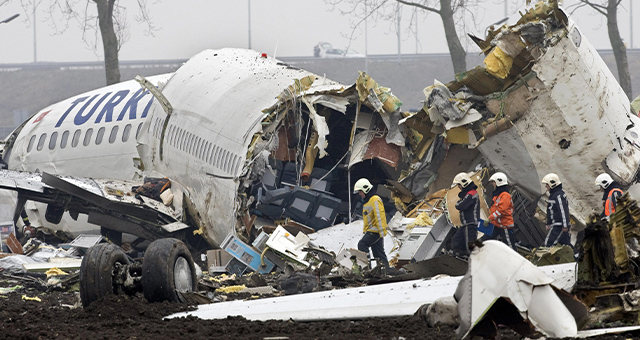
[136,49,410,248]
[398,1,640,232]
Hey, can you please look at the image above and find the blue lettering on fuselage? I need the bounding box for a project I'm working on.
[54,88,155,127]
[95,90,128,123]
[117,88,150,121]
[74,92,111,125]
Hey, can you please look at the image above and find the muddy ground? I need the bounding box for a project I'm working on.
[0,275,637,340]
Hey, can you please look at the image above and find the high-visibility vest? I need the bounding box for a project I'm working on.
[604,188,623,216]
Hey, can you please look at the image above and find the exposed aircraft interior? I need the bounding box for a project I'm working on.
[245,96,405,231]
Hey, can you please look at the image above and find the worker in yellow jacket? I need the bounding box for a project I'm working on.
[354,178,389,267]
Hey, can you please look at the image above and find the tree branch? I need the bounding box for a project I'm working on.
[394,0,440,15]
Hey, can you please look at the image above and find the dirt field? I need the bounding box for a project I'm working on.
[0,275,638,340]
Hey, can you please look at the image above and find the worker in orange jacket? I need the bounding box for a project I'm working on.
[595,173,624,219]
[481,172,517,250]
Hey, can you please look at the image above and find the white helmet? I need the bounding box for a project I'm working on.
[353,178,373,194]
[489,172,508,187]
[452,172,473,189]
[541,173,561,189]
[595,173,614,189]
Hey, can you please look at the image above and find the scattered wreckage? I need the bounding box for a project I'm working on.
[1,0,640,338]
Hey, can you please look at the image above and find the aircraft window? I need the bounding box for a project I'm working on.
[157,119,164,138]
[227,152,233,173]
[60,131,69,149]
[207,145,214,164]
[223,150,230,172]
[206,143,212,162]
[156,119,162,138]
[122,124,132,142]
[72,129,81,147]
[211,146,218,165]
[157,119,163,138]
[27,135,36,152]
[167,125,173,145]
[230,155,236,175]
[197,138,202,159]
[83,128,94,147]
[152,119,159,137]
[95,127,105,145]
[37,133,47,151]
[217,148,224,168]
[233,155,241,175]
[227,152,234,173]
[109,126,119,144]
[136,123,143,139]
[49,132,58,150]
[217,149,225,168]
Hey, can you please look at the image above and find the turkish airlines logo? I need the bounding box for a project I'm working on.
[32,110,50,124]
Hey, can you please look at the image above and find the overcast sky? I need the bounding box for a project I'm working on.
[0,0,636,64]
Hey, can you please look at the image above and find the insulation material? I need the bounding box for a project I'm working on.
[306,94,350,114]
[302,97,329,158]
[484,46,513,79]
[485,31,527,79]
[444,127,477,145]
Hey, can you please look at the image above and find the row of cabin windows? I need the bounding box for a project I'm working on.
[27,123,143,153]
[151,117,242,176]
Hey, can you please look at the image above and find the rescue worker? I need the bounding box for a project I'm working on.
[482,172,517,250]
[595,173,623,219]
[353,178,389,267]
[451,172,479,257]
[541,173,572,247]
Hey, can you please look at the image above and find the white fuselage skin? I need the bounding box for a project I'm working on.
[3,48,336,247]
[3,74,172,235]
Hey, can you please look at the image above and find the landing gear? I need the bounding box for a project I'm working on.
[79,238,196,308]
[142,238,197,303]
[79,243,130,308]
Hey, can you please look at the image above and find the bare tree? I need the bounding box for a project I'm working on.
[325,0,482,74]
[570,0,631,98]
[19,0,157,85]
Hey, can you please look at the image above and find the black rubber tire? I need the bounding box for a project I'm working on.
[141,238,196,303]
[79,243,129,308]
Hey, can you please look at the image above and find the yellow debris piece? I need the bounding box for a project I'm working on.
[21,295,41,302]
[484,46,513,79]
[356,72,403,113]
[445,126,471,144]
[209,273,237,283]
[193,226,204,235]
[45,267,69,277]
[215,285,247,294]
[408,212,434,228]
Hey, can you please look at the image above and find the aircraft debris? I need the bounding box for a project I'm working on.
[455,240,585,339]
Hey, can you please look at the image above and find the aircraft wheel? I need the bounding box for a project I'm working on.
[79,243,130,308]
[141,238,196,303]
